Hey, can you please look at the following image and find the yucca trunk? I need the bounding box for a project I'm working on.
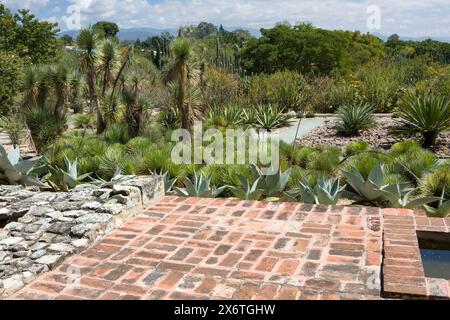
[53,88,65,119]
[423,131,438,148]
[178,63,191,131]
[87,66,106,134]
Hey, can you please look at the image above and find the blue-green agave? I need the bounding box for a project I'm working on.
[174,170,225,198]
[0,144,47,187]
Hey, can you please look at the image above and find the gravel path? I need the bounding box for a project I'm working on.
[297,119,450,158]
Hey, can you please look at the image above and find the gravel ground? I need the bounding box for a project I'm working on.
[297,119,450,158]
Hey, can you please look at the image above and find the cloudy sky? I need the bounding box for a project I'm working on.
[2,0,450,38]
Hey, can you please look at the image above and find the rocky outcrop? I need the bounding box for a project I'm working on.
[0,175,164,297]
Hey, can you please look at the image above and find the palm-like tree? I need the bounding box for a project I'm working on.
[49,63,71,119]
[22,66,40,108]
[98,38,119,96]
[121,69,153,137]
[77,28,106,134]
[170,38,195,131]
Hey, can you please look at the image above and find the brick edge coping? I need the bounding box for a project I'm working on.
[382,208,450,299]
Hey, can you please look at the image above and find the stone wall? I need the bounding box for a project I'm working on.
[0,176,164,297]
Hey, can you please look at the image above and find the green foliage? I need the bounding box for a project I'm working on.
[255,104,293,131]
[250,165,291,199]
[0,5,59,64]
[0,51,24,114]
[265,71,310,110]
[227,175,263,200]
[239,23,384,75]
[104,123,130,144]
[335,103,376,136]
[421,164,450,199]
[0,144,46,187]
[73,114,94,129]
[423,189,450,218]
[342,163,400,205]
[174,170,225,198]
[46,156,92,191]
[344,141,369,157]
[93,21,120,39]
[0,115,23,146]
[26,107,66,149]
[292,177,345,205]
[391,92,450,147]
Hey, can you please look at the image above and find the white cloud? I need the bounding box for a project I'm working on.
[2,0,450,37]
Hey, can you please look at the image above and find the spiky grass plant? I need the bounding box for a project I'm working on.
[335,103,376,136]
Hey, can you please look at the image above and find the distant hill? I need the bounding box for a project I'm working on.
[59,28,449,43]
[59,26,261,41]
[371,32,450,43]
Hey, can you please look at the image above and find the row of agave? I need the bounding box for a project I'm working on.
[168,163,449,218]
[1,144,448,217]
[207,104,294,131]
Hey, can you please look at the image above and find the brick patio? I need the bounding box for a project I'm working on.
[8,196,450,300]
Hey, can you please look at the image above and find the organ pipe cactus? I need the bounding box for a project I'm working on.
[0,144,47,187]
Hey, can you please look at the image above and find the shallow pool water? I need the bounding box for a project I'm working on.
[419,236,450,279]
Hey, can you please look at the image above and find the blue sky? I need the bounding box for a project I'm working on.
[2,0,450,38]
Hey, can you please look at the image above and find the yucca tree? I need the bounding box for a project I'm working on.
[68,70,84,114]
[49,63,71,119]
[21,65,40,108]
[391,93,450,148]
[170,38,194,131]
[98,38,119,96]
[121,70,153,137]
[77,28,106,134]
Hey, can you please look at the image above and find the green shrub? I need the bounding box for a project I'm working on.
[255,104,293,131]
[26,106,66,149]
[307,147,341,174]
[421,164,450,199]
[389,140,422,156]
[335,103,376,136]
[73,114,93,129]
[104,123,130,144]
[344,141,370,157]
[0,115,23,146]
[265,71,310,110]
[0,51,24,115]
[391,92,450,147]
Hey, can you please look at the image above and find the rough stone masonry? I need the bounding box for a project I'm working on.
[0,176,164,297]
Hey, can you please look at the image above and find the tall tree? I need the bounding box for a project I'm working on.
[93,21,120,39]
[170,38,194,131]
[77,28,106,134]
[0,4,59,64]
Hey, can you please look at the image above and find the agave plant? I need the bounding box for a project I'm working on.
[174,170,225,198]
[150,169,177,194]
[227,175,263,200]
[342,163,400,205]
[391,93,450,147]
[423,189,450,217]
[335,103,376,136]
[293,177,346,205]
[46,156,92,191]
[255,104,293,131]
[0,144,47,187]
[382,183,440,209]
[250,164,291,199]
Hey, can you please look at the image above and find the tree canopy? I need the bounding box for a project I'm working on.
[93,21,120,38]
[0,4,59,64]
[238,23,385,75]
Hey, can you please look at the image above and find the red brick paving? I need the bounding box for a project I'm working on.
[10,196,384,300]
[382,208,450,299]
